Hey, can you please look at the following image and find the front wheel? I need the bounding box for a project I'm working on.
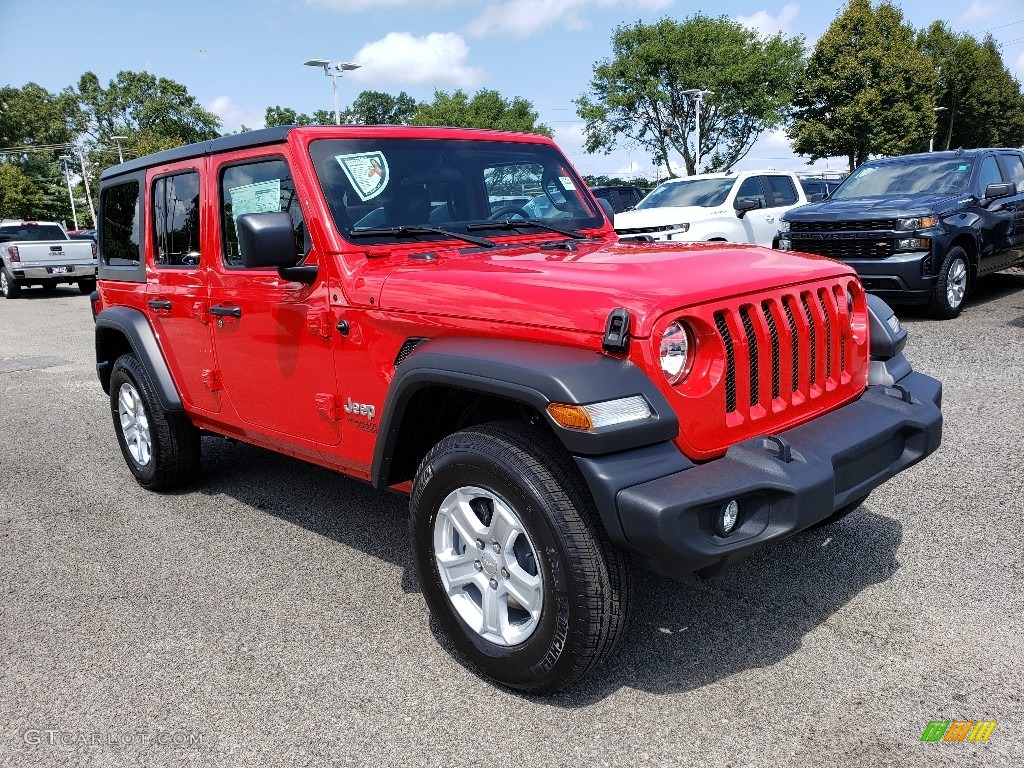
[928,247,969,319]
[410,422,631,693]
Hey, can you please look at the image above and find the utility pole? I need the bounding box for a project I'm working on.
[58,155,79,230]
[681,89,714,174]
[72,150,97,227]
[930,107,947,152]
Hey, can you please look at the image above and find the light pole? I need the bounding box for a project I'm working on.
[682,89,714,174]
[929,107,947,152]
[58,154,79,230]
[110,135,128,164]
[304,59,361,125]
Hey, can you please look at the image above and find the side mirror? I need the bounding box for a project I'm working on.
[809,192,827,203]
[984,182,1015,201]
[734,198,761,219]
[596,197,615,222]
[237,212,299,269]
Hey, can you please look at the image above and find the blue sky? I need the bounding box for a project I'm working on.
[3,0,1022,178]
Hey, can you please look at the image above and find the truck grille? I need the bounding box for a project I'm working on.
[789,237,894,260]
[790,219,895,232]
[672,277,868,457]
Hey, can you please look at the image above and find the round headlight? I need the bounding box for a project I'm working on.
[660,321,692,385]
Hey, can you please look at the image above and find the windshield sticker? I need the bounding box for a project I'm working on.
[336,151,389,202]
[229,179,281,223]
[958,165,969,171]
[559,175,576,190]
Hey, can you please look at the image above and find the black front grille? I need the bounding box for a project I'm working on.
[801,294,818,385]
[714,313,737,413]
[762,300,781,400]
[739,307,759,407]
[790,237,895,260]
[817,290,833,379]
[791,219,895,232]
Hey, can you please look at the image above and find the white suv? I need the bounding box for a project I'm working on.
[613,170,807,247]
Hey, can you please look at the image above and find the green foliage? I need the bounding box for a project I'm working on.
[918,22,1024,150]
[0,162,45,219]
[341,90,418,125]
[413,89,553,136]
[264,105,321,127]
[0,82,83,148]
[583,174,654,189]
[788,0,936,169]
[576,15,805,177]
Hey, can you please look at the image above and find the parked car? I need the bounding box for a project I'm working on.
[777,148,1024,318]
[613,170,808,247]
[68,229,98,242]
[589,185,647,213]
[798,177,843,201]
[0,220,97,298]
[92,125,942,693]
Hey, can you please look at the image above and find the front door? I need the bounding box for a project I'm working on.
[208,151,341,447]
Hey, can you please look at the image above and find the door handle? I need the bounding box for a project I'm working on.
[209,304,242,318]
[764,216,775,223]
[147,299,172,311]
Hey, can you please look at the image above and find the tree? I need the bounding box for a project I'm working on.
[918,22,1024,150]
[0,82,83,149]
[788,0,936,170]
[413,89,552,136]
[575,15,805,177]
[341,90,418,125]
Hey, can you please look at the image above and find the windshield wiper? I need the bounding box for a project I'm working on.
[349,225,495,248]
[466,219,589,240]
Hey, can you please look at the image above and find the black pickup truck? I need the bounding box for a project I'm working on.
[777,148,1024,318]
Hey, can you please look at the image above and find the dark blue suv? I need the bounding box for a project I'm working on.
[777,148,1024,318]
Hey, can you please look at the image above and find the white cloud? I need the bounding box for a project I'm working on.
[468,0,674,39]
[959,0,1000,23]
[348,32,484,88]
[553,121,587,147]
[735,4,799,37]
[207,96,266,132]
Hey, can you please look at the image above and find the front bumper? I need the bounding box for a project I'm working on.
[580,370,942,574]
[12,264,97,282]
[781,244,936,304]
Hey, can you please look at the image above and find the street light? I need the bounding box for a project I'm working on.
[304,58,361,125]
[110,135,128,164]
[929,107,947,153]
[682,88,714,174]
[58,154,79,230]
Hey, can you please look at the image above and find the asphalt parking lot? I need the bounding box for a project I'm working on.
[1,274,1022,768]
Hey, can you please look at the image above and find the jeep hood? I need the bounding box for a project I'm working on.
[614,206,726,230]
[374,240,854,338]
[787,193,961,220]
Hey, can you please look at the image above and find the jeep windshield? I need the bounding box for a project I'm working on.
[308,138,603,244]
[633,178,734,210]
[830,157,974,200]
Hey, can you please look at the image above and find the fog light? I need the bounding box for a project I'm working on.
[778,239,792,250]
[716,500,740,536]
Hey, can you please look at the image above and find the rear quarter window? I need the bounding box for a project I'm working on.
[98,177,147,282]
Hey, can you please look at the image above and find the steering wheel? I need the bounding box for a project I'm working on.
[488,206,530,220]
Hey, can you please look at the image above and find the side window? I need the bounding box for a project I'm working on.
[736,176,766,209]
[999,154,1024,193]
[152,171,201,268]
[100,181,142,267]
[220,158,306,268]
[764,175,798,207]
[976,156,1004,194]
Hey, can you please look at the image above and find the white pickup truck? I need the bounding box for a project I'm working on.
[613,170,808,247]
[0,220,97,299]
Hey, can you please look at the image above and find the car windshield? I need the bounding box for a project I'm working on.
[831,158,975,200]
[634,178,734,210]
[0,224,67,241]
[308,138,602,243]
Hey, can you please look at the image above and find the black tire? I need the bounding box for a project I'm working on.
[78,278,96,294]
[410,421,631,694]
[807,493,869,531]
[1,268,21,299]
[928,247,970,319]
[109,354,201,491]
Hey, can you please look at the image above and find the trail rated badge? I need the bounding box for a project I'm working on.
[336,151,389,202]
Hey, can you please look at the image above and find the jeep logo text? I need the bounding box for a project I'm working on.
[343,397,376,420]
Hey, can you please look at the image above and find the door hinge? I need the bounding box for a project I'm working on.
[201,369,223,392]
[307,309,332,339]
[315,393,342,420]
[192,301,209,324]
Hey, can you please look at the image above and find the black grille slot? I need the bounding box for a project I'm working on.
[790,219,896,232]
[762,301,781,399]
[801,294,818,385]
[394,337,428,367]
[739,306,759,407]
[818,290,833,379]
[782,297,800,393]
[715,312,737,413]
[788,237,894,260]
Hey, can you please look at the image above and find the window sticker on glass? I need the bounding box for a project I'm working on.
[229,179,282,223]
[336,151,389,201]
[559,176,576,190]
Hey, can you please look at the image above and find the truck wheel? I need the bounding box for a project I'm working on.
[78,278,96,295]
[928,247,969,319]
[410,421,631,693]
[1,269,21,299]
[109,354,201,491]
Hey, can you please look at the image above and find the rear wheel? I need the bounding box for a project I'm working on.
[928,247,969,319]
[410,422,631,693]
[1,269,21,299]
[109,354,201,490]
[78,278,96,294]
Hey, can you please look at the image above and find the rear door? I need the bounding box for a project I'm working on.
[973,154,1015,273]
[996,151,1024,267]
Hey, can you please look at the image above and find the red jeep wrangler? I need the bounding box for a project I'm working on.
[92,126,942,693]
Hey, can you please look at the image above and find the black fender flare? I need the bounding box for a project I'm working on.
[371,337,678,489]
[95,306,183,412]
